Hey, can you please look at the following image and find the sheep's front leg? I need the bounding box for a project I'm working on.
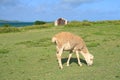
[76,51,82,66]
[67,53,72,66]
[56,48,63,69]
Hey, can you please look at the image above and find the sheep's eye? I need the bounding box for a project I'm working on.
[90,58,93,60]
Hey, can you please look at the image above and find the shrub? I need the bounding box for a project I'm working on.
[3,24,11,27]
[65,21,82,27]
[20,23,53,31]
[65,21,93,27]
[93,20,120,25]
[81,22,93,26]
[0,27,20,33]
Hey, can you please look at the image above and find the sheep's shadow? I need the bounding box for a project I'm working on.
[62,58,87,65]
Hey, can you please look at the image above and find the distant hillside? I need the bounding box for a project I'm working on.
[0,20,20,23]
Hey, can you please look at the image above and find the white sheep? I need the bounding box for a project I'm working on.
[52,32,94,69]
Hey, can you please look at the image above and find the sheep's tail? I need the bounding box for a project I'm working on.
[52,37,57,43]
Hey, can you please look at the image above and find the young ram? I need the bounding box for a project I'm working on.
[52,32,94,69]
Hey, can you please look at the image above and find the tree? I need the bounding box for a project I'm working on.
[34,20,46,25]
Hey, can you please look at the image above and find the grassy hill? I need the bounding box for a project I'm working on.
[0,21,120,80]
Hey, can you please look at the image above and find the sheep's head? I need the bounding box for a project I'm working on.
[85,53,94,66]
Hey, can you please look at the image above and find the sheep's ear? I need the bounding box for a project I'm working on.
[52,37,56,43]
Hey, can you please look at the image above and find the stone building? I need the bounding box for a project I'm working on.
[54,18,68,26]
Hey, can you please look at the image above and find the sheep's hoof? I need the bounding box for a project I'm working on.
[59,67,63,69]
[59,66,63,69]
[79,64,82,67]
[67,63,69,66]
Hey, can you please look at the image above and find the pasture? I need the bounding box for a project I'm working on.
[0,23,120,80]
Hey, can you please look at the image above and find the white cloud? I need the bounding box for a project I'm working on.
[61,0,98,7]
[62,0,96,3]
[0,0,20,6]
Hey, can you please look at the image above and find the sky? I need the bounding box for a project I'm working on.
[0,0,120,22]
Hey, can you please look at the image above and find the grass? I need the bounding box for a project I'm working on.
[0,23,120,80]
[15,38,52,47]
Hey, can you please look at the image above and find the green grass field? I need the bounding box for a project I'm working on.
[0,23,120,80]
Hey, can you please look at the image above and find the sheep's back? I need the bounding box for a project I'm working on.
[54,32,84,48]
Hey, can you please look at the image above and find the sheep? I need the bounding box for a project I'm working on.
[52,32,94,69]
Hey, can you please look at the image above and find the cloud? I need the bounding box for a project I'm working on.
[61,0,98,7]
[0,0,20,7]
